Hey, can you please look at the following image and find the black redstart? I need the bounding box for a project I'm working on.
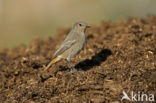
[44,21,90,72]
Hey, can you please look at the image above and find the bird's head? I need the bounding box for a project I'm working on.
[73,21,90,32]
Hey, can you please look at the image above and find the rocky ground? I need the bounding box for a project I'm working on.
[0,16,156,103]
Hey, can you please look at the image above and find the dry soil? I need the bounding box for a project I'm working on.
[0,16,156,103]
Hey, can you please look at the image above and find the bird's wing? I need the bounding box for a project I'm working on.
[52,39,76,58]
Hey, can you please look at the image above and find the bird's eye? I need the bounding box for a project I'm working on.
[79,24,82,26]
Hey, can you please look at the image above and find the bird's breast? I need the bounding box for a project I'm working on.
[77,32,86,49]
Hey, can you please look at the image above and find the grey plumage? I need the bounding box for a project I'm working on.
[44,21,90,72]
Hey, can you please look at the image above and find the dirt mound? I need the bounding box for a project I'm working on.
[0,16,156,102]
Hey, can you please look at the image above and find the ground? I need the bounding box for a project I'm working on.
[0,16,156,103]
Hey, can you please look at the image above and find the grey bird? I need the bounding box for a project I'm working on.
[44,21,90,72]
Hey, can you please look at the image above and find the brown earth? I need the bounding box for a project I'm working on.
[0,16,156,103]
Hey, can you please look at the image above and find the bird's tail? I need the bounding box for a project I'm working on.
[44,57,61,72]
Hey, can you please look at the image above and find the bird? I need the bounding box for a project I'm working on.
[44,21,90,73]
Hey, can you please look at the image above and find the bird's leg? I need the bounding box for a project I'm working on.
[65,59,77,72]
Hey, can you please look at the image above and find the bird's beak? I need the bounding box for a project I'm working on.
[86,25,91,28]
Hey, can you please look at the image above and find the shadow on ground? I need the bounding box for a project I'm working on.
[58,49,112,71]
[75,49,112,71]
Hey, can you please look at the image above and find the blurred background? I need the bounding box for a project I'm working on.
[0,0,156,49]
